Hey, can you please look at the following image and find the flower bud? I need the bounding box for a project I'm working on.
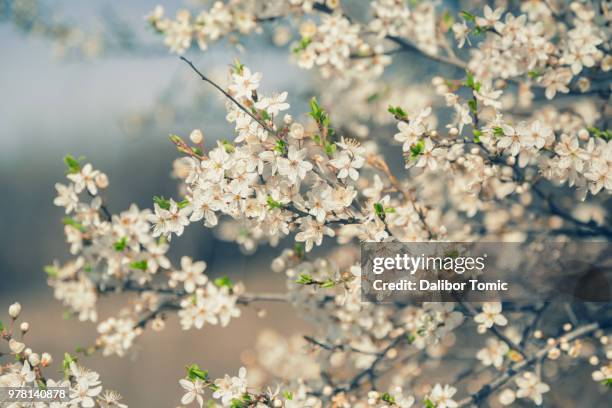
[28,353,40,366]
[95,173,109,189]
[283,114,293,124]
[299,21,317,38]
[289,123,305,140]
[8,302,21,319]
[9,339,26,354]
[152,317,165,332]
[271,257,286,273]
[23,347,32,357]
[190,129,204,144]
[20,322,30,333]
[41,352,53,367]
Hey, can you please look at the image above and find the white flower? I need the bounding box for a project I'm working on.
[180,378,206,407]
[213,367,248,405]
[515,372,550,405]
[277,146,313,183]
[452,21,470,48]
[414,138,447,171]
[171,256,208,293]
[476,337,509,368]
[202,145,231,182]
[329,151,364,180]
[67,163,101,195]
[147,199,191,239]
[497,125,525,156]
[591,362,612,382]
[229,67,262,99]
[8,302,21,318]
[254,91,290,116]
[54,183,79,213]
[541,68,572,100]
[99,390,127,408]
[9,339,26,354]
[476,5,504,27]
[295,216,335,252]
[428,384,457,408]
[474,84,503,109]
[394,107,431,152]
[69,362,103,408]
[474,302,507,330]
[164,10,192,54]
[498,388,516,405]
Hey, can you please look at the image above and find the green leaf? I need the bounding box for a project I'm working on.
[62,217,86,232]
[113,237,127,251]
[221,140,235,153]
[274,139,288,155]
[366,92,380,102]
[178,199,190,209]
[130,260,148,271]
[232,58,244,74]
[409,140,425,160]
[309,97,323,122]
[266,196,283,210]
[528,70,541,79]
[153,196,171,210]
[321,279,335,288]
[465,71,475,89]
[373,202,385,217]
[296,273,314,285]
[169,134,183,144]
[442,10,454,27]
[324,141,336,156]
[472,26,485,35]
[493,126,504,137]
[62,353,77,376]
[388,105,408,120]
[214,276,233,289]
[259,109,271,121]
[0,321,4,332]
[603,378,612,388]
[186,364,209,381]
[461,10,476,22]
[294,243,304,259]
[44,265,59,278]
[381,392,396,403]
[425,398,436,408]
[468,99,478,114]
[283,391,293,400]
[587,127,612,141]
[292,37,312,54]
[63,154,82,174]
[406,333,416,344]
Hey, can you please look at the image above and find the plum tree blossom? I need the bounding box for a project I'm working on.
[13,0,610,407]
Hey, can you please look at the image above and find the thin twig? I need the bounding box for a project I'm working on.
[179,56,277,135]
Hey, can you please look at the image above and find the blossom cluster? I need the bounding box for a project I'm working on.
[51,158,243,358]
[0,302,127,407]
[146,2,258,54]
